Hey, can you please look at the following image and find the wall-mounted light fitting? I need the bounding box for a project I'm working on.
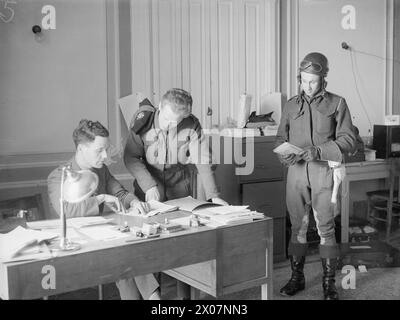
[32,25,44,42]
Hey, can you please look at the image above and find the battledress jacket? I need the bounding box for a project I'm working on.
[276,91,357,162]
[123,100,220,200]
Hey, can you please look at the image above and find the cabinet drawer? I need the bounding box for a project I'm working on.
[239,141,283,183]
[242,181,286,218]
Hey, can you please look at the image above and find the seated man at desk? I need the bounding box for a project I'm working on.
[47,119,160,300]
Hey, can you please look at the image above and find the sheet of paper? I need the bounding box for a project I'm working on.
[68,216,114,229]
[170,216,191,227]
[2,243,53,263]
[27,219,60,230]
[146,200,178,216]
[196,210,264,225]
[124,200,178,218]
[205,205,249,215]
[0,226,58,260]
[118,94,138,128]
[349,245,372,250]
[78,225,130,241]
[273,142,303,155]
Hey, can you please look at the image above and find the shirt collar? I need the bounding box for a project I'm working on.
[305,89,326,103]
[154,109,161,130]
[70,156,81,171]
[69,155,97,173]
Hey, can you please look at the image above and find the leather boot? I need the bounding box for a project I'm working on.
[280,256,306,296]
[321,258,339,300]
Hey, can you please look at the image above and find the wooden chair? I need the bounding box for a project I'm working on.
[0,193,45,221]
[0,194,46,234]
[367,159,400,241]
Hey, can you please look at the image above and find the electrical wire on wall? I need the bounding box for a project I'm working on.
[342,41,400,134]
[348,48,372,132]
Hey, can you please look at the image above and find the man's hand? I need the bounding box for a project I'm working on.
[130,199,151,215]
[279,153,298,166]
[211,197,229,206]
[300,146,320,162]
[96,194,121,212]
[145,186,160,202]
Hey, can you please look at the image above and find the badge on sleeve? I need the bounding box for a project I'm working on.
[131,105,156,135]
[136,112,145,120]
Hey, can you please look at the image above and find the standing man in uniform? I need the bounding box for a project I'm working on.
[276,52,356,300]
[124,88,228,299]
[123,88,227,205]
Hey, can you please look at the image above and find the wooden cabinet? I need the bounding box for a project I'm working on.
[213,135,287,262]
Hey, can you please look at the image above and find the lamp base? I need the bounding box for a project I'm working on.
[57,238,81,252]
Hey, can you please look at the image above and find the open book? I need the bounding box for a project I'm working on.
[164,196,221,212]
[165,196,265,226]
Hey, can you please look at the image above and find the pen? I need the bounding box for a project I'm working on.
[120,200,126,214]
[125,234,160,242]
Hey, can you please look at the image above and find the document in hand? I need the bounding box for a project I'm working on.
[273,142,303,155]
[0,226,58,261]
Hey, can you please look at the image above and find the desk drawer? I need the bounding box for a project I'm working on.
[239,141,283,183]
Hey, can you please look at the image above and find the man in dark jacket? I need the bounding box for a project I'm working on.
[276,52,357,300]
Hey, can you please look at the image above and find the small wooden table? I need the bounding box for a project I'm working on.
[341,160,390,242]
[0,212,273,300]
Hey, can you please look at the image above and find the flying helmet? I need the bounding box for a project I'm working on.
[299,52,329,78]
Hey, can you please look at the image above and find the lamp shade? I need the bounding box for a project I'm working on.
[62,169,99,203]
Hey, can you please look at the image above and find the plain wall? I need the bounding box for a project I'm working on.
[394,0,400,115]
[298,0,388,137]
[0,0,108,156]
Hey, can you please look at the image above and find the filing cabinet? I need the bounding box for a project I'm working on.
[213,135,287,262]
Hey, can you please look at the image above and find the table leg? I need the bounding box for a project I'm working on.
[262,222,273,300]
[190,286,201,300]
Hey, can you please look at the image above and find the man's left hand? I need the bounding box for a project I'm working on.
[300,146,320,162]
[211,197,229,206]
[129,199,151,215]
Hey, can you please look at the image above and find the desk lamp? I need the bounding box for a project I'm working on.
[59,165,99,251]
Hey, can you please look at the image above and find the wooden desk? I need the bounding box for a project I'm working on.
[341,160,390,242]
[0,212,273,300]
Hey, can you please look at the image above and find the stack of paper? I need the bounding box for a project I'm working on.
[0,226,58,262]
[196,205,265,226]
[208,211,264,225]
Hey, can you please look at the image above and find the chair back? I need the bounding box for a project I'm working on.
[0,194,45,221]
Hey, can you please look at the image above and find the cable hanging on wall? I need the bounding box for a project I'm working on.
[341,42,388,133]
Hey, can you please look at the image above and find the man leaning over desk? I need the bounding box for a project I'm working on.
[47,119,161,300]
